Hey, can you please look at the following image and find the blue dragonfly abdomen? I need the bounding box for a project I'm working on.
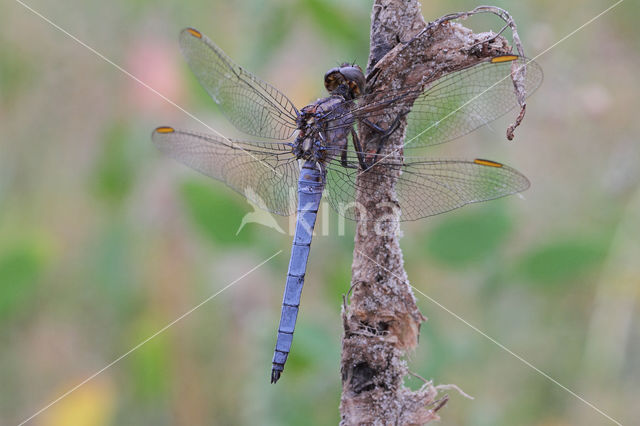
[271,160,325,383]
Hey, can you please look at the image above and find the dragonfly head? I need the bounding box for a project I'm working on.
[324,63,365,100]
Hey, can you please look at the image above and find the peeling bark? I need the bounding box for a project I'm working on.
[340,1,521,424]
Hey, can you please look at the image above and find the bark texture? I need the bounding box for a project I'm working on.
[340,1,517,424]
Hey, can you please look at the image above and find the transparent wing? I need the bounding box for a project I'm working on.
[325,154,529,221]
[404,57,542,148]
[328,56,542,148]
[180,28,299,140]
[153,127,299,216]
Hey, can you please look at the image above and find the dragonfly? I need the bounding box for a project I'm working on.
[153,27,542,383]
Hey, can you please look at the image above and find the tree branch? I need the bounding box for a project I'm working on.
[340,1,522,424]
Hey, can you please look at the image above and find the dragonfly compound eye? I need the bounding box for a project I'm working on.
[338,65,365,98]
[324,67,344,93]
[324,65,365,99]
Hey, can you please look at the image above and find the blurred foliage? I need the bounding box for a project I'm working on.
[515,237,608,287]
[299,0,370,51]
[424,205,512,266]
[0,241,48,320]
[91,122,138,206]
[0,45,34,107]
[179,179,253,246]
[1,0,639,425]
[128,315,171,399]
[323,252,352,308]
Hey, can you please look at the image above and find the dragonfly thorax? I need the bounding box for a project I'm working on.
[293,106,326,161]
[290,63,364,163]
[293,98,353,164]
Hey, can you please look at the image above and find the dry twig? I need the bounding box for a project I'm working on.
[340,2,527,424]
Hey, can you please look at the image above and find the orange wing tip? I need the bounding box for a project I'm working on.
[185,28,202,38]
[491,55,519,63]
[474,159,503,168]
[155,126,175,134]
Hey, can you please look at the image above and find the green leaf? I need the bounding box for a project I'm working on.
[0,242,47,319]
[284,320,338,379]
[515,238,607,286]
[127,315,170,399]
[178,179,252,246]
[323,244,352,305]
[245,2,296,69]
[0,45,34,106]
[91,122,137,205]
[301,0,370,52]
[424,206,512,266]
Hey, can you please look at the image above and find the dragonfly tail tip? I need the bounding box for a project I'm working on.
[270,368,282,384]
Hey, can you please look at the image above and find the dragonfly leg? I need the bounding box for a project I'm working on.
[340,145,358,169]
[362,111,407,138]
[361,111,409,157]
[361,118,387,134]
[365,67,381,85]
[350,128,369,170]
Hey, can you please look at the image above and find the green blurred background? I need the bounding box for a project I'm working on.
[1,0,639,424]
